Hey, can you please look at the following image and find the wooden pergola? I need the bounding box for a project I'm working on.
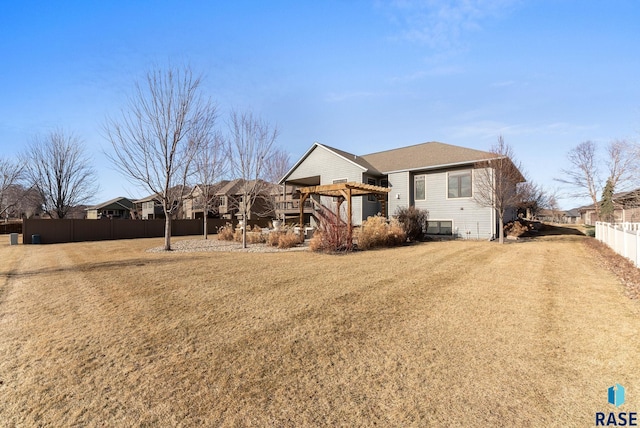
[298,182,391,230]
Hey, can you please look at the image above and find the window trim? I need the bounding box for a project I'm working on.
[332,178,348,201]
[426,219,454,235]
[446,170,473,199]
[367,177,377,202]
[414,174,426,201]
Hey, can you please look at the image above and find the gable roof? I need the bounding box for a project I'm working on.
[134,186,192,203]
[279,142,381,183]
[86,197,134,211]
[361,141,495,173]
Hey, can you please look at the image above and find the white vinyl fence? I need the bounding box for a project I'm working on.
[595,222,640,268]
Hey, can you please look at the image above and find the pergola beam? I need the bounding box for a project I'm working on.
[297,181,390,227]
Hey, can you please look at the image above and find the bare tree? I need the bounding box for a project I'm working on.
[10,185,44,219]
[22,129,98,219]
[557,141,601,221]
[0,157,24,220]
[474,136,525,244]
[193,131,228,239]
[261,147,291,222]
[546,190,562,223]
[557,139,637,222]
[516,181,548,219]
[606,139,637,192]
[105,65,216,250]
[227,111,279,248]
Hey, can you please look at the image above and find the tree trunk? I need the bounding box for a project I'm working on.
[203,215,208,240]
[498,211,504,244]
[164,214,172,251]
[242,212,247,249]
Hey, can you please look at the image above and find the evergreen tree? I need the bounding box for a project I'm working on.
[600,178,615,223]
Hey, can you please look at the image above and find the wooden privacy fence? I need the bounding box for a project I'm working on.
[595,222,640,268]
[22,218,272,244]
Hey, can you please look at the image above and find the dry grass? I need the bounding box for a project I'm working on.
[1,230,639,426]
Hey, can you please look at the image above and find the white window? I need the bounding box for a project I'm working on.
[448,171,472,198]
[414,175,426,201]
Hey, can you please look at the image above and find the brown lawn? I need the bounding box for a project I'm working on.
[0,229,639,426]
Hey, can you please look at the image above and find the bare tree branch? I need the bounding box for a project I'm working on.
[0,157,25,219]
[193,130,228,239]
[22,129,98,219]
[227,111,279,248]
[474,136,525,243]
[104,65,216,250]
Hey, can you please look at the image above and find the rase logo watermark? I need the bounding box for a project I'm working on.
[596,384,637,426]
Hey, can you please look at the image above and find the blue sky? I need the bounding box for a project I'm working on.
[1,0,639,208]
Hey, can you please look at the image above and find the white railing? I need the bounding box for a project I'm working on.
[595,222,640,267]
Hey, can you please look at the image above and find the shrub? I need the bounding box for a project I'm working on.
[309,204,352,253]
[387,218,407,246]
[277,231,302,249]
[217,224,235,241]
[358,215,406,250]
[267,230,282,247]
[504,220,529,237]
[504,219,536,238]
[394,206,428,242]
[236,224,267,244]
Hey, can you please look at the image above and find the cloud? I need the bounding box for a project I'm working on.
[380,0,519,49]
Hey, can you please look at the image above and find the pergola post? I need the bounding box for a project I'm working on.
[297,182,390,247]
[299,192,309,226]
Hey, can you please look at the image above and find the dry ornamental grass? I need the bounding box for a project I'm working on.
[0,228,639,426]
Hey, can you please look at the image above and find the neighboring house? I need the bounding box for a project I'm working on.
[579,187,640,225]
[280,141,524,239]
[134,187,190,220]
[134,194,165,220]
[182,181,229,219]
[535,209,563,223]
[216,178,276,220]
[85,197,134,219]
[563,209,581,224]
[536,208,582,224]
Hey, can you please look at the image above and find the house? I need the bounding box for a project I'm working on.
[85,197,134,219]
[215,178,276,220]
[280,141,524,239]
[182,181,229,219]
[579,187,640,225]
[563,209,581,224]
[134,194,165,220]
[134,187,191,220]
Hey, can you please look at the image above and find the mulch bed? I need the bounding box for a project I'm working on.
[584,238,640,300]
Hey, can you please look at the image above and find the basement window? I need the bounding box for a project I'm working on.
[426,220,453,235]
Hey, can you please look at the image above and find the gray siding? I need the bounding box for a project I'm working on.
[387,171,410,217]
[387,168,493,239]
[288,145,364,184]
[287,145,368,226]
[411,168,495,239]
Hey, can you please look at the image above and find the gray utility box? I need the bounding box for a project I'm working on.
[9,233,19,245]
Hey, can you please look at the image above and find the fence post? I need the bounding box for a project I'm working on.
[623,226,628,259]
[637,229,640,268]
